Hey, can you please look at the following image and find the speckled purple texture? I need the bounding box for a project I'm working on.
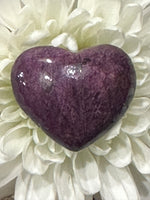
[11,45,136,151]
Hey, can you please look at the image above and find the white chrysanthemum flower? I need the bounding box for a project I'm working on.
[0,0,150,200]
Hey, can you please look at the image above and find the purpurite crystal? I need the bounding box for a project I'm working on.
[11,45,136,151]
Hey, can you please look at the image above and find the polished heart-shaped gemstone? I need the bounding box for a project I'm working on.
[11,45,136,151]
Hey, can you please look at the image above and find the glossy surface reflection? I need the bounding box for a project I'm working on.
[11,45,136,151]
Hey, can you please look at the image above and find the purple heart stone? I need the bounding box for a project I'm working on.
[11,45,136,151]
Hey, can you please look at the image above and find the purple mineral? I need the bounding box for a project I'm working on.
[11,45,136,151]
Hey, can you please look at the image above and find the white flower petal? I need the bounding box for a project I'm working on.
[89,139,111,156]
[22,139,48,175]
[33,128,48,145]
[128,97,150,115]
[140,132,150,147]
[64,0,76,12]
[78,0,121,26]
[133,56,145,66]
[140,6,150,39]
[24,29,49,46]
[105,133,132,168]
[63,8,90,33]
[82,17,103,36]
[0,121,19,139]
[139,45,150,59]
[122,35,141,57]
[97,29,124,48]
[136,0,150,8]
[35,143,65,164]
[121,112,150,136]
[136,70,149,87]
[15,170,34,200]
[51,33,78,52]
[47,139,63,154]
[141,172,150,199]
[119,3,143,34]
[73,149,101,195]
[15,167,57,200]
[0,0,22,30]
[26,118,37,130]
[130,165,150,200]
[80,17,103,48]
[102,119,122,140]
[19,109,28,119]
[9,20,34,49]
[0,59,13,80]
[0,156,22,188]
[0,124,30,158]
[73,180,85,200]
[45,19,59,40]
[0,87,14,105]
[63,148,74,158]
[141,30,150,47]
[22,0,72,27]
[1,105,21,122]
[0,26,11,57]
[135,75,150,97]
[97,157,139,200]
[131,137,150,174]
[0,150,9,164]
[54,158,84,200]
[94,0,121,26]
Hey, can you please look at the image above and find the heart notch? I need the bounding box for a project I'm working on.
[11,45,136,151]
